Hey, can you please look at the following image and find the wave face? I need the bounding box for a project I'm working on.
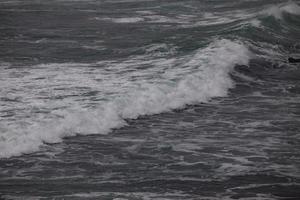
[0,39,250,158]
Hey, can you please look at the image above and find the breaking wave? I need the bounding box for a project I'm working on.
[262,1,300,20]
[0,39,251,158]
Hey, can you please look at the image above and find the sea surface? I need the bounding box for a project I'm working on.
[0,0,300,199]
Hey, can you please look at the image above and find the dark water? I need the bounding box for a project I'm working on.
[0,0,300,199]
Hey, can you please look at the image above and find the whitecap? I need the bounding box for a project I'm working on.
[0,39,251,158]
[99,17,144,23]
[262,1,300,20]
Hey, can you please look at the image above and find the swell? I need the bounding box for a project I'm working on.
[0,39,251,158]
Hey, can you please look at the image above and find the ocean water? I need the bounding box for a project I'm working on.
[0,0,300,199]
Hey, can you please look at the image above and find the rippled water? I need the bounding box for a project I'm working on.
[0,0,300,199]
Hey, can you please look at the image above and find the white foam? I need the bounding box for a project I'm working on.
[0,39,251,158]
[181,11,256,28]
[262,1,300,20]
[249,19,261,28]
[99,17,144,23]
[280,1,300,15]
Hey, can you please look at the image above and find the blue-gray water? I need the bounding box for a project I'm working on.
[0,0,300,199]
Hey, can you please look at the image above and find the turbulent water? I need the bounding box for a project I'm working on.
[0,0,300,199]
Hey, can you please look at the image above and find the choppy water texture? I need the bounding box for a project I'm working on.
[0,0,300,199]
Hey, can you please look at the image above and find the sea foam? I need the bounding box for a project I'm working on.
[0,39,251,158]
[262,1,300,20]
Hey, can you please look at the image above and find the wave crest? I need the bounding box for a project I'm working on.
[0,39,251,158]
[262,1,300,20]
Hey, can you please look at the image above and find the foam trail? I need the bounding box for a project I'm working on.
[0,39,251,158]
